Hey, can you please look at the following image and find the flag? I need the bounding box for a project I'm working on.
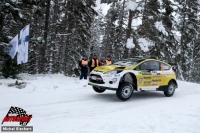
[6,34,18,59]
[17,24,30,65]
[7,106,27,116]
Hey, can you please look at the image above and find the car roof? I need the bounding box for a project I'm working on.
[117,57,172,67]
[116,58,144,63]
[143,59,172,66]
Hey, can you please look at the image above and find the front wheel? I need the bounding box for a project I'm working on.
[93,86,106,93]
[116,82,134,101]
[164,81,176,97]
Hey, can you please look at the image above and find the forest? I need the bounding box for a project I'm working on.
[0,0,200,83]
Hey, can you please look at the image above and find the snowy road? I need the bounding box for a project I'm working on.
[0,74,200,133]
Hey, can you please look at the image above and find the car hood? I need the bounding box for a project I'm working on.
[93,65,128,73]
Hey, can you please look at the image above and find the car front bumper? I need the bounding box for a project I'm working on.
[88,71,121,90]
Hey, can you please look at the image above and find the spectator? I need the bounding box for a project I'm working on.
[106,55,112,65]
[99,57,106,66]
[89,54,99,72]
[79,55,88,80]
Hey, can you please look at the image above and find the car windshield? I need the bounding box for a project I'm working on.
[113,60,138,66]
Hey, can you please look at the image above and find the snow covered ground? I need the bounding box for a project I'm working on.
[0,74,200,133]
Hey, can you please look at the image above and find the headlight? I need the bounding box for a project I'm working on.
[104,70,117,77]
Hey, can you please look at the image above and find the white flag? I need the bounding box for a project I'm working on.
[7,34,18,59]
[17,25,30,64]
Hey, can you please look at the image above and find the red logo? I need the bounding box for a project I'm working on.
[1,106,32,126]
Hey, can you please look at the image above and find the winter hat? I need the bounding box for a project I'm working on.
[82,55,87,59]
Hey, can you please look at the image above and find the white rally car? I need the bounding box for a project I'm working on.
[88,57,178,101]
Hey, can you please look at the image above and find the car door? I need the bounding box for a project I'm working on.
[135,61,161,90]
[149,61,162,87]
[135,61,152,90]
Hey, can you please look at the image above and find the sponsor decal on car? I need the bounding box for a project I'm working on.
[151,71,157,74]
[152,75,162,78]
[112,78,117,83]
[138,78,143,84]
[144,81,151,86]
[114,74,120,77]
[152,83,158,86]
[142,72,151,75]
[151,79,161,86]
[152,79,161,82]
[144,76,151,79]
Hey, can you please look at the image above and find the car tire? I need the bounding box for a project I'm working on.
[116,82,134,101]
[93,86,106,93]
[164,81,176,97]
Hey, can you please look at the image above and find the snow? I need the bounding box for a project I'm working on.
[94,0,112,16]
[126,37,135,49]
[1,73,200,133]
[36,37,42,41]
[138,38,155,52]
[132,17,142,29]
[18,12,24,19]
[125,1,138,11]
[155,21,168,36]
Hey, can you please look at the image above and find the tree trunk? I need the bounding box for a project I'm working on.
[40,0,50,73]
[58,0,70,72]
[49,0,58,73]
[124,10,133,59]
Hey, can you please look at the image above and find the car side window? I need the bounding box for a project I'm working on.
[161,63,171,70]
[135,61,160,71]
[149,61,160,71]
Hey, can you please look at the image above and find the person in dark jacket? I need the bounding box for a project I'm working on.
[79,55,88,80]
[99,57,106,66]
[89,54,99,72]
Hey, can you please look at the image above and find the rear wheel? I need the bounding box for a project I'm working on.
[164,81,176,97]
[93,86,106,93]
[116,82,134,101]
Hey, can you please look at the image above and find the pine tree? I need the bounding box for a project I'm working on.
[175,0,200,81]
[138,0,161,57]
[102,0,127,60]
[62,0,97,75]
[90,9,104,58]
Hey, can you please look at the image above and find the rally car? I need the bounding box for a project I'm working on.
[88,56,178,101]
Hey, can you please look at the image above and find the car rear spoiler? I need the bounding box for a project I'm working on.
[168,63,178,73]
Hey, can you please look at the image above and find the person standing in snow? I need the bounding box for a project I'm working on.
[99,57,106,66]
[79,55,88,80]
[89,54,99,72]
[106,55,112,65]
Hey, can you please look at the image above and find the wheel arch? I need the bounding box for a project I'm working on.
[119,72,137,91]
[169,79,178,88]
